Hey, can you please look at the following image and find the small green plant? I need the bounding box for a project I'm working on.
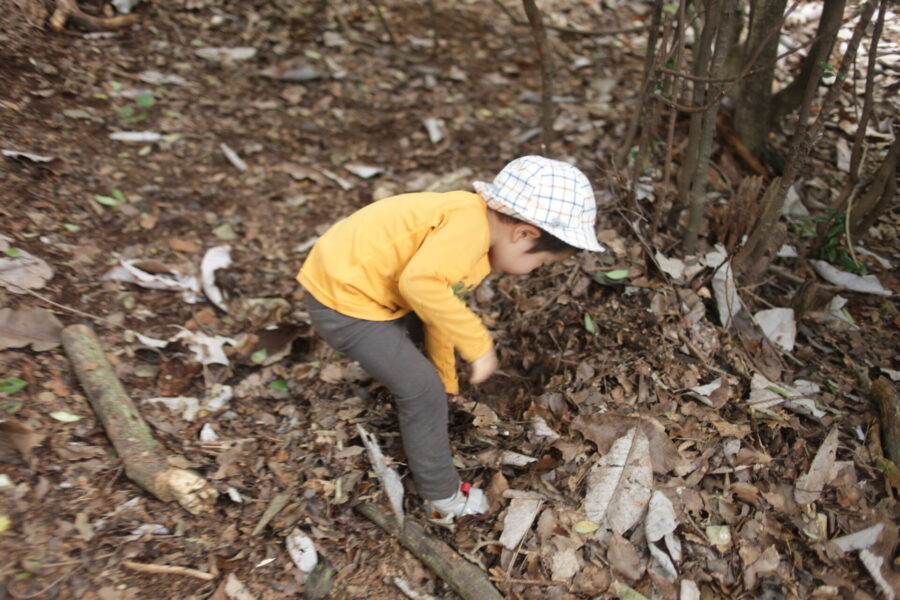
[118,91,156,124]
[815,209,866,274]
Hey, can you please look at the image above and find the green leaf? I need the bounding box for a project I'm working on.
[0,378,27,394]
[49,411,82,422]
[251,349,268,364]
[603,269,629,280]
[573,520,600,534]
[118,105,135,119]
[135,92,155,108]
[94,194,118,206]
[191,39,205,47]
[109,80,124,92]
[267,379,289,391]
[63,223,81,232]
[138,145,153,156]
[112,189,127,203]
[662,3,678,13]
[3,248,21,258]
[584,312,597,335]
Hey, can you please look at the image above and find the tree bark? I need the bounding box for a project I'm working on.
[61,324,218,514]
[684,0,739,254]
[522,0,554,154]
[770,0,845,126]
[733,0,788,160]
[849,135,899,241]
[51,0,139,31]
[872,378,900,466]
[355,503,504,600]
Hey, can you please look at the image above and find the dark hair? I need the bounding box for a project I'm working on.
[491,210,578,255]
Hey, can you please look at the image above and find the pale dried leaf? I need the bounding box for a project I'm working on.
[499,496,542,550]
[680,580,700,600]
[648,542,677,582]
[810,260,891,296]
[0,307,63,351]
[200,245,232,312]
[795,426,840,505]
[0,239,53,293]
[859,550,896,600]
[753,308,797,352]
[286,528,317,580]
[583,427,653,534]
[711,260,742,328]
[645,490,677,542]
[831,523,884,553]
[743,545,780,590]
[224,573,256,600]
[547,535,581,581]
[357,424,404,528]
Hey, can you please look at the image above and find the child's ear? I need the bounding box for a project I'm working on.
[513,223,541,243]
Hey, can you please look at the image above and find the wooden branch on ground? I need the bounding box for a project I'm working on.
[354,503,504,600]
[61,324,218,514]
[872,377,900,466]
[50,0,139,32]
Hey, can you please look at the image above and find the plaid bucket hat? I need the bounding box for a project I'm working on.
[473,156,604,252]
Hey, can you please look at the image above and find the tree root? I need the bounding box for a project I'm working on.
[50,0,140,32]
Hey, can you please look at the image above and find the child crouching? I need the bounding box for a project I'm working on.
[297,156,604,522]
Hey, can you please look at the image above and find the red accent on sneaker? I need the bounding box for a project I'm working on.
[460,482,472,496]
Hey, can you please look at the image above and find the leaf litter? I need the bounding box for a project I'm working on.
[0,1,898,599]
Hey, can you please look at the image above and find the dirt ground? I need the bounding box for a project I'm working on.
[1,1,898,599]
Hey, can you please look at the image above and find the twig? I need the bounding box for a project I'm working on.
[367,0,396,44]
[251,489,294,536]
[489,576,568,586]
[12,286,125,329]
[121,560,214,580]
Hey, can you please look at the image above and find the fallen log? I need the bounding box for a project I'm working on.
[50,0,140,32]
[354,503,503,600]
[61,324,218,514]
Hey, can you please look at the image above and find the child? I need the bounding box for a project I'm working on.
[297,156,604,522]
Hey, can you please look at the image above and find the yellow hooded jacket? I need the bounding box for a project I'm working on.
[297,191,493,394]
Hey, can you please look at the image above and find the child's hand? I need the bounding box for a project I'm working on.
[469,347,498,384]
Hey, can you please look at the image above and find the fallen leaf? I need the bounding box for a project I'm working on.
[573,413,684,474]
[286,528,318,580]
[0,307,63,351]
[0,236,54,293]
[357,424,404,528]
[810,260,891,296]
[795,426,840,504]
[500,495,543,550]
[0,418,45,461]
[645,490,677,542]
[200,245,232,312]
[583,427,653,534]
[754,308,797,352]
[608,533,644,581]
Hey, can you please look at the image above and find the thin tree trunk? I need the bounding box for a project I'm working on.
[733,0,788,160]
[522,0,554,154]
[61,324,218,514]
[678,1,717,203]
[684,0,738,254]
[770,0,845,125]
[736,2,875,275]
[849,135,899,241]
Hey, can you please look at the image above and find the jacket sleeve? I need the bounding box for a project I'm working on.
[397,214,493,390]
[424,325,460,394]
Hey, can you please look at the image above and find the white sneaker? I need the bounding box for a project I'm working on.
[426,483,489,527]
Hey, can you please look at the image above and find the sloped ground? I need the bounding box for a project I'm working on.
[1,1,898,599]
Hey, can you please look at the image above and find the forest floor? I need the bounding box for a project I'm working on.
[1,1,898,599]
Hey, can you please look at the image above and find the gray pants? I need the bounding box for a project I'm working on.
[305,294,459,500]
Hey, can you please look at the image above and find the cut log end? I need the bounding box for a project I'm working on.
[153,468,219,515]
